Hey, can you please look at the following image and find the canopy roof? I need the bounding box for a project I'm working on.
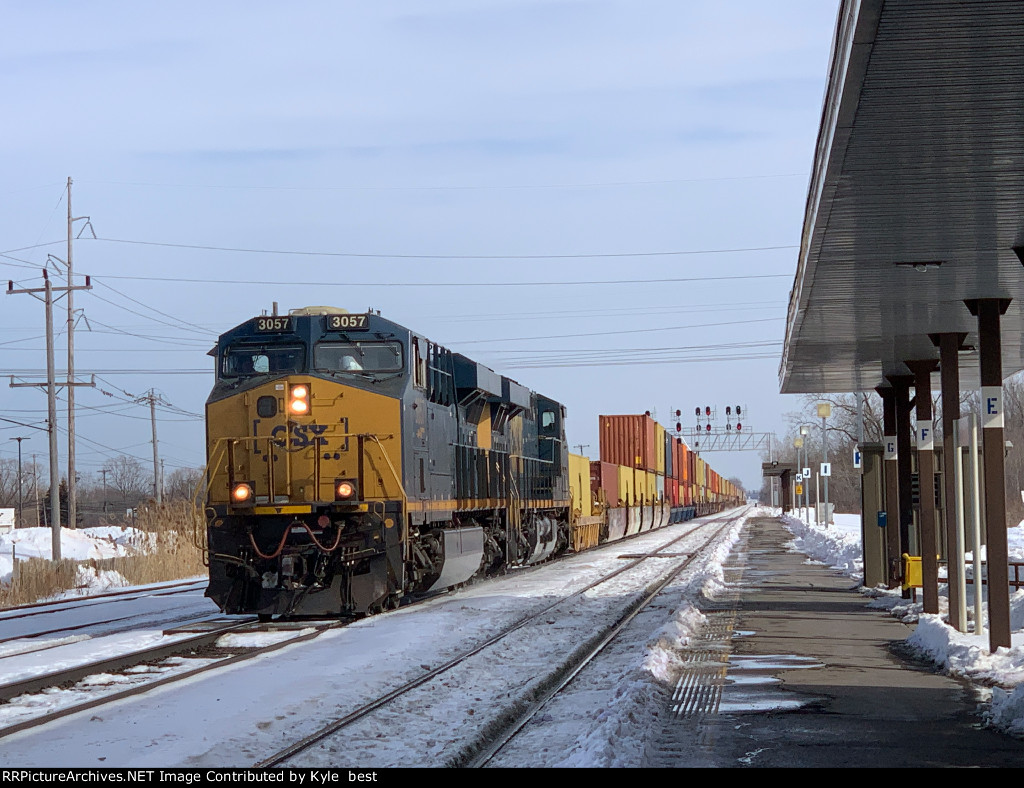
[780,0,1024,394]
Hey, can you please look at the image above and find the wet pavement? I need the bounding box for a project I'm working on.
[648,516,1024,768]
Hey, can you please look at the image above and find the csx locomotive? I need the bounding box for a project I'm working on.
[203,306,740,619]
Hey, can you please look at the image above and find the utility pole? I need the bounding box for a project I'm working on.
[100,468,109,514]
[139,390,162,504]
[9,437,28,527]
[7,270,93,560]
[31,453,40,527]
[574,444,590,455]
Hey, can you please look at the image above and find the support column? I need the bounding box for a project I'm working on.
[931,332,969,632]
[887,375,915,598]
[876,386,900,588]
[965,298,1012,651]
[906,359,939,615]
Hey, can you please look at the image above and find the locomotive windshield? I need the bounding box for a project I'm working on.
[314,341,403,374]
[222,344,306,377]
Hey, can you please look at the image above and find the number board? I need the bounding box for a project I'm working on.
[326,314,370,331]
[253,316,293,333]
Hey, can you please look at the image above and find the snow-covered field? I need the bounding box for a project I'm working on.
[0,525,155,596]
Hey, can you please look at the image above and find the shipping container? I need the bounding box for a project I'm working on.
[599,414,657,472]
[617,464,636,507]
[668,477,679,507]
[568,453,592,518]
[656,473,665,502]
[590,460,619,507]
[664,430,674,479]
[655,423,666,475]
[645,471,657,504]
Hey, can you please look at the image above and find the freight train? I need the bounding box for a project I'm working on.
[201,307,741,619]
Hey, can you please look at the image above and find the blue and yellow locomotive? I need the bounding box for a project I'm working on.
[203,306,570,618]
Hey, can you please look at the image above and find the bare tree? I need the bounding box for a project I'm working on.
[165,467,204,502]
[106,456,148,508]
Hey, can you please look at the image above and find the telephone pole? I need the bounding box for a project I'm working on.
[9,437,28,527]
[8,270,93,560]
[138,390,163,504]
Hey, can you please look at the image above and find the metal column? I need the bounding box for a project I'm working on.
[887,375,915,597]
[932,332,968,632]
[965,298,1011,651]
[906,360,939,615]
[876,386,900,588]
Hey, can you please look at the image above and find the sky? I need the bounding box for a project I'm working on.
[5,506,1024,766]
[0,1,843,492]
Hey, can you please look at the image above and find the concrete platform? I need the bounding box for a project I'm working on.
[648,516,1024,767]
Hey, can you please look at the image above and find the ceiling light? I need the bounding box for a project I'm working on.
[894,260,943,272]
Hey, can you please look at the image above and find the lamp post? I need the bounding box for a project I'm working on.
[799,425,811,521]
[818,402,832,526]
[794,436,804,522]
[9,437,28,528]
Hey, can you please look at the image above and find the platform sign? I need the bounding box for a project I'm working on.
[795,484,803,496]
[982,387,1004,429]
[803,467,811,479]
[820,463,831,478]
[796,473,803,483]
[853,449,862,469]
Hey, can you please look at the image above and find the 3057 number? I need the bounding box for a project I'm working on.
[255,317,292,332]
[327,314,369,330]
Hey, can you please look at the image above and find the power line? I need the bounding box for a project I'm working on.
[81,172,805,192]
[92,236,797,261]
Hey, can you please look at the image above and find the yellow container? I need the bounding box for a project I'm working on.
[655,423,666,475]
[568,453,592,519]
[645,471,656,504]
[617,465,635,507]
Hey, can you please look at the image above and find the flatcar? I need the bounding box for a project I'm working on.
[201,306,741,619]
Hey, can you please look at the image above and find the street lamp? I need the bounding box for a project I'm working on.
[799,425,811,521]
[794,436,804,522]
[817,402,832,526]
[9,437,29,528]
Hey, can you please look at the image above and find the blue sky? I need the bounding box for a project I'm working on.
[0,0,841,490]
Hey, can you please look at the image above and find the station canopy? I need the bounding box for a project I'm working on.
[780,0,1024,394]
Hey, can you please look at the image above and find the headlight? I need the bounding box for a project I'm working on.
[335,479,358,501]
[231,482,255,505]
[289,383,310,415]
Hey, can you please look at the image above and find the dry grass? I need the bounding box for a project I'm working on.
[0,500,209,609]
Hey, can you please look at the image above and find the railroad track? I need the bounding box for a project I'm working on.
[0,578,208,622]
[255,510,744,768]
[0,616,343,739]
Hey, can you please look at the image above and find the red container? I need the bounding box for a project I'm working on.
[668,478,679,507]
[599,414,657,472]
[590,460,619,505]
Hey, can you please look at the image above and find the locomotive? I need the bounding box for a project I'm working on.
[202,306,739,619]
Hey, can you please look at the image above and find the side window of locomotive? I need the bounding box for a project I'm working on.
[314,342,403,373]
[541,410,557,434]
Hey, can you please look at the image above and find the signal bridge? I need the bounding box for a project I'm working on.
[686,430,771,453]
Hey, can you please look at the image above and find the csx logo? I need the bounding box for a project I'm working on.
[253,420,332,451]
[272,423,329,448]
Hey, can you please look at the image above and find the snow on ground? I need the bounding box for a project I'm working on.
[4,507,1024,764]
[778,507,1024,739]
[0,525,152,594]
